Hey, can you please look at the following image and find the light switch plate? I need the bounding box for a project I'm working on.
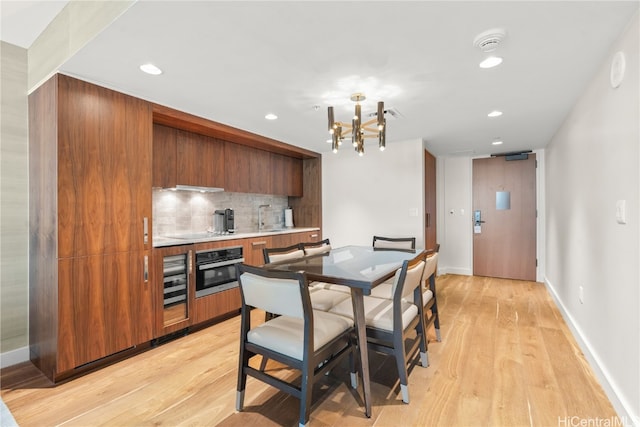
[616,200,626,224]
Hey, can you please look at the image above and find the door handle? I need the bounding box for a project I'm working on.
[426,212,431,227]
[143,255,149,283]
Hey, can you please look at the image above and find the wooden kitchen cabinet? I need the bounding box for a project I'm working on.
[272,231,321,249]
[177,130,225,188]
[152,123,178,188]
[57,251,153,373]
[244,236,272,266]
[224,142,272,194]
[29,74,154,382]
[271,153,303,196]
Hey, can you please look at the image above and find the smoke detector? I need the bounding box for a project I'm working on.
[473,28,507,52]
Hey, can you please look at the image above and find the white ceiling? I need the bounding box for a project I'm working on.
[3,1,639,157]
[0,0,68,48]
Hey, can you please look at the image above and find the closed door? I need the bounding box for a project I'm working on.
[472,155,536,281]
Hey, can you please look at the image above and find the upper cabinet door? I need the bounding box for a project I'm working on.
[176,131,225,188]
[225,142,272,194]
[57,75,153,257]
[271,153,303,197]
[152,124,177,188]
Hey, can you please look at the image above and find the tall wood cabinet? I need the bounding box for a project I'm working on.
[29,74,154,382]
[424,149,437,251]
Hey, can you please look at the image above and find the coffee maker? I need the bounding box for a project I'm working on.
[214,209,235,234]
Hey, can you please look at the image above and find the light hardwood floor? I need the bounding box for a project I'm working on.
[1,275,619,426]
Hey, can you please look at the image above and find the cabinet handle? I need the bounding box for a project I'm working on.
[252,241,267,247]
[143,255,149,283]
[310,234,318,238]
[426,213,431,228]
[143,217,149,245]
[188,250,193,275]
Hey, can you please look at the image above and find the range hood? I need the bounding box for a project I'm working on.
[174,185,224,193]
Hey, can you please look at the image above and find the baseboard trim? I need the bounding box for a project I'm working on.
[544,277,639,427]
[0,346,29,369]
[438,267,472,276]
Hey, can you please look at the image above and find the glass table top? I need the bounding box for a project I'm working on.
[268,245,423,291]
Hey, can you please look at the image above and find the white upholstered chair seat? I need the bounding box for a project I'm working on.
[308,287,351,311]
[247,310,354,361]
[311,281,352,294]
[329,296,419,332]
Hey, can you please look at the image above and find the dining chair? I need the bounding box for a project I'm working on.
[263,243,305,264]
[368,250,441,365]
[263,243,350,311]
[372,235,416,250]
[235,263,358,427]
[300,239,352,295]
[422,252,441,345]
[329,252,428,403]
[300,238,331,256]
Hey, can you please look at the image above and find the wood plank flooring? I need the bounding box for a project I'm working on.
[1,275,620,426]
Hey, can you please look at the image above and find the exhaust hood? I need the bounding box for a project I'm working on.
[174,185,224,193]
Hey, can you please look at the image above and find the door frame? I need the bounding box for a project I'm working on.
[469,149,545,282]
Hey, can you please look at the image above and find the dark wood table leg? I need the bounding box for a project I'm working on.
[350,287,372,417]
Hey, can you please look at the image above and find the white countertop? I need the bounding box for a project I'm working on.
[153,227,320,248]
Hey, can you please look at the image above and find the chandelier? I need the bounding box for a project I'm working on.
[327,93,386,156]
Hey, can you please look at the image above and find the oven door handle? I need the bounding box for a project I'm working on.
[198,258,245,270]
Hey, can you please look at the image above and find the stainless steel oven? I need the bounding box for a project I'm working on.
[195,246,244,298]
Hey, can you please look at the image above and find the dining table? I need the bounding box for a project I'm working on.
[266,245,424,418]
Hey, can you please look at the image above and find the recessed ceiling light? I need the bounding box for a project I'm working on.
[265,113,278,120]
[492,139,503,145]
[139,63,162,75]
[488,110,503,117]
[479,56,503,69]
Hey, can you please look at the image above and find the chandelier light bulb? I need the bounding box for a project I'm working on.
[326,93,387,156]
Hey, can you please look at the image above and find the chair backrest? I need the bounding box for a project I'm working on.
[391,252,427,301]
[423,252,438,280]
[236,263,309,319]
[263,243,305,264]
[301,238,331,256]
[373,236,416,250]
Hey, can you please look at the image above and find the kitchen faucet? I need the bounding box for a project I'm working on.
[258,204,271,231]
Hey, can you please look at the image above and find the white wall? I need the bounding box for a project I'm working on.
[437,156,473,275]
[545,12,639,425]
[322,139,424,248]
[0,42,30,366]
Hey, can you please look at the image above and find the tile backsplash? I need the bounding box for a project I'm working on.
[153,189,289,237]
